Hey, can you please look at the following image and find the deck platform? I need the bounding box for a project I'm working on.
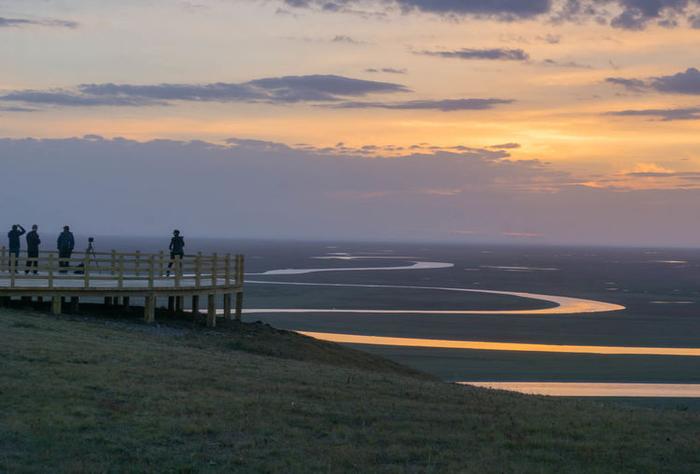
[0,248,244,327]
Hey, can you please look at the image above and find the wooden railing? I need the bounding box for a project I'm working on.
[0,247,243,290]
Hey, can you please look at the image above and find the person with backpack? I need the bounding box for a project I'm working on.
[166,229,185,276]
[25,224,41,274]
[57,225,75,273]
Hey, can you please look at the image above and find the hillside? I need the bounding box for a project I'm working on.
[1,307,698,473]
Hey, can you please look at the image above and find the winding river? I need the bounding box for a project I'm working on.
[233,255,700,395]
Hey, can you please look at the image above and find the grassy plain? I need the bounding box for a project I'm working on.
[1,307,699,473]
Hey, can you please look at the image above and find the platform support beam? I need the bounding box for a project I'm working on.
[207,294,216,328]
[235,291,243,321]
[175,296,184,313]
[223,293,232,320]
[144,295,155,324]
[123,296,130,310]
[168,296,175,313]
[191,295,199,319]
[51,297,62,315]
[69,297,79,312]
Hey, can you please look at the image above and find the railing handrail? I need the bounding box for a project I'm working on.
[1,247,227,259]
[0,247,243,290]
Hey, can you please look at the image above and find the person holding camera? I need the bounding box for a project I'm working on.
[7,224,26,272]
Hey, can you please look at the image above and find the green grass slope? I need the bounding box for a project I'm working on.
[1,308,698,473]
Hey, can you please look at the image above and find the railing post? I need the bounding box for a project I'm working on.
[48,253,54,288]
[83,252,90,288]
[9,253,16,288]
[235,255,244,321]
[52,296,62,315]
[211,253,218,287]
[111,250,116,276]
[174,255,181,288]
[135,250,141,277]
[225,253,231,287]
[207,294,216,328]
[235,254,244,286]
[235,290,243,322]
[191,295,199,317]
[144,295,155,323]
[0,246,5,272]
[223,293,232,320]
[159,250,165,277]
[195,252,201,288]
[118,255,124,289]
[148,255,154,289]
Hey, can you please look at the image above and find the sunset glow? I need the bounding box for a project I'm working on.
[4,1,700,243]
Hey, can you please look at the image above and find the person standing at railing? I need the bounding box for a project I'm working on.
[57,225,75,273]
[25,225,40,275]
[166,229,185,277]
[7,224,26,272]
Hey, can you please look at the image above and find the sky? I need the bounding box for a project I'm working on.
[2,0,700,245]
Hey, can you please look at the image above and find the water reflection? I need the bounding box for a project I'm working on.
[246,280,626,315]
[459,382,700,397]
[299,331,700,357]
[248,261,454,275]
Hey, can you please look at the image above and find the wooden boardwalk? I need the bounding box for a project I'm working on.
[0,247,244,327]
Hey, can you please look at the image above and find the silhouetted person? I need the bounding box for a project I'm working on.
[167,229,185,276]
[7,224,25,272]
[57,225,75,273]
[25,225,41,275]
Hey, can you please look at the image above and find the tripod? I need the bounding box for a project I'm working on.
[86,241,98,268]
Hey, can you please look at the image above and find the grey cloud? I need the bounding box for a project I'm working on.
[0,105,37,112]
[4,135,700,245]
[284,0,551,19]
[651,67,700,94]
[605,77,650,92]
[365,68,407,74]
[225,137,293,151]
[606,106,700,120]
[606,68,700,95]
[0,75,410,108]
[626,172,674,177]
[420,48,530,61]
[542,58,592,68]
[0,16,78,29]
[283,34,368,43]
[540,0,700,29]
[78,82,259,102]
[329,98,514,111]
[396,0,551,17]
[625,171,700,178]
[304,141,512,158]
[0,90,164,107]
[537,34,562,44]
[331,35,362,43]
[490,142,521,149]
[609,0,693,30]
[0,136,564,242]
[245,74,409,101]
[281,1,700,30]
